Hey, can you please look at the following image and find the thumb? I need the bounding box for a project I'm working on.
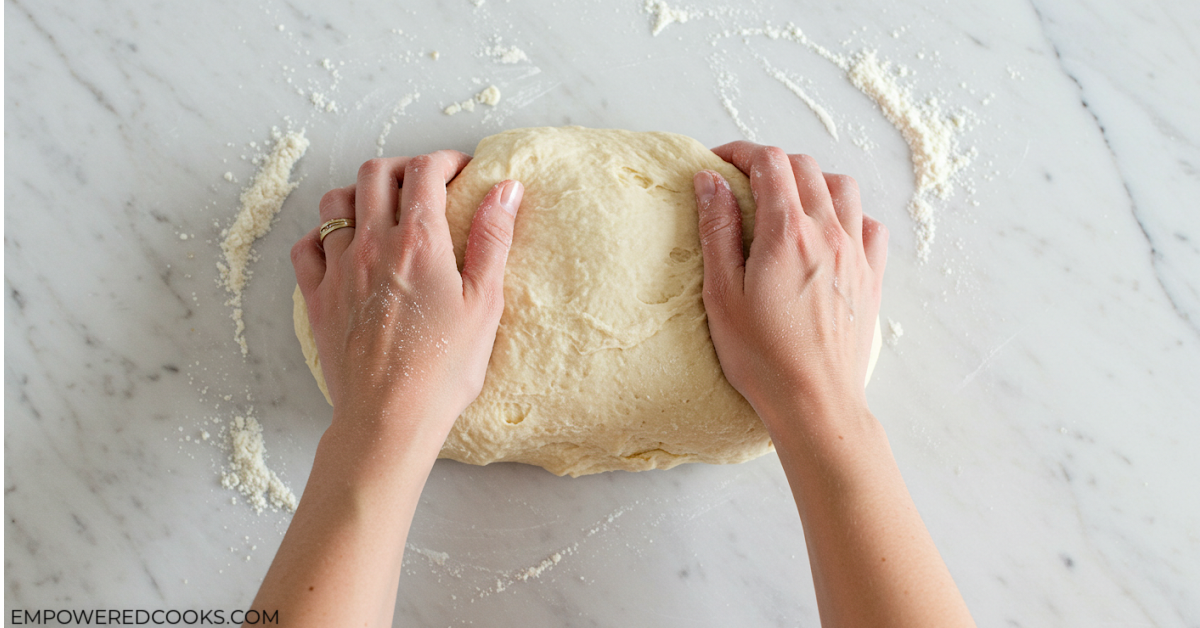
[462,179,523,310]
[694,170,745,302]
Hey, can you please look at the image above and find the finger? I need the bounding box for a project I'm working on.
[318,185,356,262]
[824,173,863,243]
[712,142,806,246]
[693,170,746,303]
[789,154,838,229]
[355,157,411,232]
[398,150,472,237]
[462,180,523,313]
[291,226,327,298]
[862,214,889,275]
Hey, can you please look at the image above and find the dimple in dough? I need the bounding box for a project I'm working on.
[294,126,881,477]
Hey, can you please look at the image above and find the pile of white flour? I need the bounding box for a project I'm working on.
[846,50,974,261]
[221,415,298,514]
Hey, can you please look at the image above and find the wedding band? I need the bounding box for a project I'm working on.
[319,218,355,242]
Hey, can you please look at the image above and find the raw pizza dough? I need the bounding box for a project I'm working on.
[294,126,881,476]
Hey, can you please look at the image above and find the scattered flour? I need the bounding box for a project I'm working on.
[493,549,572,593]
[485,40,529,64]
[445,99,476,116]
[376,93,420,157]
[218,130,309,356]
[403,505,632,600]
[408,545,450,566]
[718,24,848,69]
[886,318,904,347]
[697,23,977,261]
[476,84,502,106]
[309,91,338,113]
[846,50,975,260]
[760,58,839,140]
[220,415,298,514]
[645,0,691,36]
[444,85,502,115]
[402,542,575,597]
[714,67,758,141]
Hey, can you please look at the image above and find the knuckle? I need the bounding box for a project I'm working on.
[319,188,351,216]
[731,140,758,157]
[406,153,438,174]
[397,223,435,256]
[433,148,468,163]
[827,173,859,196]
[790,153,821,172]
[834,173,859,189]
[290,239,308,265]
[349,236,379,266]
[319,190,340,210]
[698,209,738,243]
[357,158,388,180]
[760,146,790,167]
[475,213,515,249]
[761,214,804,246]
[776,223,804,248]
[863,215,887,238]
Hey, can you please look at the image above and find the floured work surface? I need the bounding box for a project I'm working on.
[296,126,879,476]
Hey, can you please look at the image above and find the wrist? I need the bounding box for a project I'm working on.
[754,390,880,458]
[324,400,456,469]
[759,397,896,521]
[331,384,461,440]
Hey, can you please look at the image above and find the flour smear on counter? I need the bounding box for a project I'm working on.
[402,505,632,604]
[218,129,310,355]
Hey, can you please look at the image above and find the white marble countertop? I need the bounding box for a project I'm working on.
[6,0,1199,625]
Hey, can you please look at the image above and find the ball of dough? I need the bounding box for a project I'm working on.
[294,126,881,476]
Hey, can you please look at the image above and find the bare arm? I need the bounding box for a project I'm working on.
[249,152,523,627]
[693,142,974,627]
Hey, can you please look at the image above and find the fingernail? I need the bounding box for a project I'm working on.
[695,171,716,204]
[499,180,522,216]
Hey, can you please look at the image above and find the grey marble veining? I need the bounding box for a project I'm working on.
[6,0,1199,625]
[1031,1,1200,337]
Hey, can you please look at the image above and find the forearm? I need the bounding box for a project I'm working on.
[762,399,975,628]
[249,408,449,627]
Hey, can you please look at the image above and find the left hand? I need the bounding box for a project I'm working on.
[290,152,524,435]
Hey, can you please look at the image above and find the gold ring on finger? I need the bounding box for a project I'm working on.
[319,218,356,243]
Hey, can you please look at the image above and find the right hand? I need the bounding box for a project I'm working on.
[693,142,888,428]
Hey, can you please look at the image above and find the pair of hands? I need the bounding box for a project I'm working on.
[291,142,887,439]
[276,142,977,628]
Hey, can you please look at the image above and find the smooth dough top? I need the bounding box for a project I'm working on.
[294,126,878,477]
